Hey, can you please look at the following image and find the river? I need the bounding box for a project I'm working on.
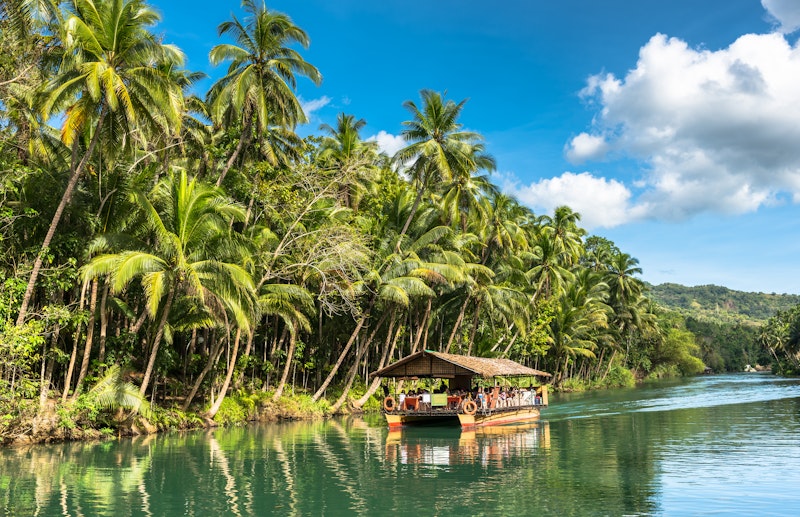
[2,373,799,516]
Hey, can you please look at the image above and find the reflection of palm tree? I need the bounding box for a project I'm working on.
[208,436,242,517]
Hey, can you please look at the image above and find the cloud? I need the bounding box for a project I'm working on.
[565,132,609,163]
[300,96,332,120]
[366,130,406,157]
[572,32,800,221]
[502,171,640,230]
[762,0,800,34]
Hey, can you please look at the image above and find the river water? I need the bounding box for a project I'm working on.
[2,373,799,516]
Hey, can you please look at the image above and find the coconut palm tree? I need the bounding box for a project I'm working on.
[207,0,321,186]
[393,90,489,240]
[16,0,182,325]
[81,170,256,397]
[318,112,379,208]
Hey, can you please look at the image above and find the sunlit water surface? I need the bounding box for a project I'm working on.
[2,373,799,516]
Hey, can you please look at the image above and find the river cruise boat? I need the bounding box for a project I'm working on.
[371,350,551,429]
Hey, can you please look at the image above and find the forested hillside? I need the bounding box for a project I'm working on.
[644,283,800,373]
[647,283,800,324]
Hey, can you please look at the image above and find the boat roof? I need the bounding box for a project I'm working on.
[370,350,552,379]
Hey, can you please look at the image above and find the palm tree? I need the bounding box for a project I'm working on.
[16,0,182,325]
[318,112,379,208]
[81,170,256,397]
[547,269,610,383]
[393,90,489,240]
[207,0,321,186]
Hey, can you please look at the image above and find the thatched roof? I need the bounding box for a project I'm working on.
[370,350,552,379]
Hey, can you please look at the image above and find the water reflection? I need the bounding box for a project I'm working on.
[1,374,799,516]
[385,423,550,467]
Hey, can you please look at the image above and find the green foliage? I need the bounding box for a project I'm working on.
[648,283,800,324]
[0,319,43,398]
[87,364,152,419]
[212,397,248,426]
[600,365,636,388]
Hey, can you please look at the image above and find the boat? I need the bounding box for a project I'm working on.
[370,350,551,429]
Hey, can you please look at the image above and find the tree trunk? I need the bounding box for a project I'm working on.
[206,328,243,418]
[62,285,89,402]
[444,296,470,353]
[396,187,425,251]
[72,278,99,398]
[182,333,225,411]
[311,302,373,402]
[272,327,294,401]
[139,288,175,396]
[330,313,388,413]
[38,325,59,411]
[16,108,107,326]
[466,299,483,356]
[216,116,252,187]
[97,283,109,366]
[354,314,398,408]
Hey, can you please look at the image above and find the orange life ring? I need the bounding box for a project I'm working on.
[383,396,397,412]
[463,400,477,415]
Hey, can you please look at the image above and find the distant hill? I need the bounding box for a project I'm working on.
[646,283,800,325]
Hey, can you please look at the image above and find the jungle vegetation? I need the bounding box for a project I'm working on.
[0,0,760,440]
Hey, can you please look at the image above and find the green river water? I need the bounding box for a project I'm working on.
[2,373,799,516]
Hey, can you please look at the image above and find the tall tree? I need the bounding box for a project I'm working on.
[82,171,256,396]
[16,0,182,325]
[393,90,489,241]
[207,0,321,186]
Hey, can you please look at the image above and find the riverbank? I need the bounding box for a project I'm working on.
[1,389,345,447]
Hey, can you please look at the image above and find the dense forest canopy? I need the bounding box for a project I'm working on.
[0,0,794,438]
[648,283,800,324]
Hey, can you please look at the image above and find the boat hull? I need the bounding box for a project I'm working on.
[385,406,541,429]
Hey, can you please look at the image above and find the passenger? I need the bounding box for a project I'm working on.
[477,387,486,409]
[398,391,406,410]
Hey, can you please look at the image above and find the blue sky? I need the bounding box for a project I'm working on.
[155,1,800,294]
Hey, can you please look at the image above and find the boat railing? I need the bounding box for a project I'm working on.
[384,393,547,416]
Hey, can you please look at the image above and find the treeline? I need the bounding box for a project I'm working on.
[759,305,800,375]
[1,0,705,434]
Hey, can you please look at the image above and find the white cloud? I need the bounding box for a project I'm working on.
[300,96,332,120]
[565,132,609,163]
[504,171,641,230]
[575,32,800,221]
[762,0,800,34]
[366,130,406,157]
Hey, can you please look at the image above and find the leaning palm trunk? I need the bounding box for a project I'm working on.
[444,296,470,353]
[16,109,107,326]
[62,285,89,402]
[397,187,425,247]
[207,328,243,418]
[272,327,294,401]
[73,278,99,399]
[354,314,399,408]
[182,333,225,411]
[466,299,483,356]
[139,288,175,396]
[216,116,252,187]
[330,312,389,413]
[312,302,373,402]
